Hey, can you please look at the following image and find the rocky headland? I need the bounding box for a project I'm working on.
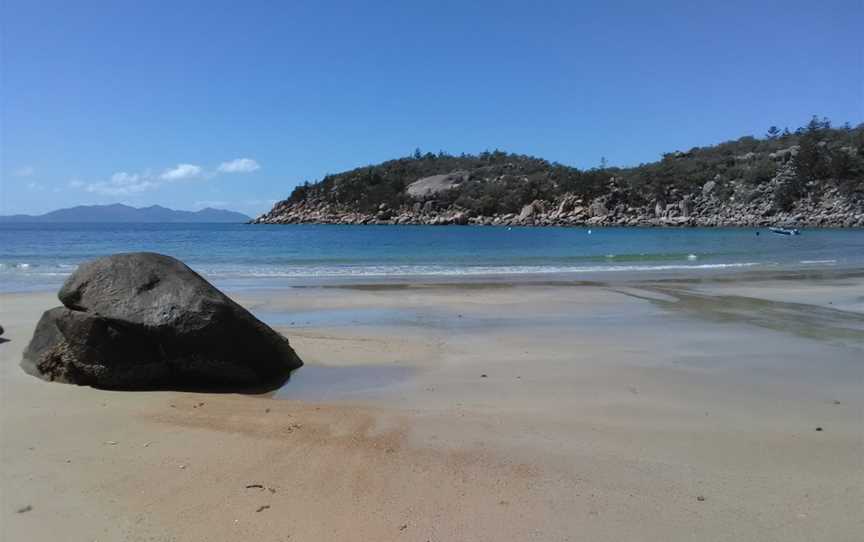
[253,164,863,228]
[254,119,864,228]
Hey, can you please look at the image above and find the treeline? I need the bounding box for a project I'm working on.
[284,117,864,215]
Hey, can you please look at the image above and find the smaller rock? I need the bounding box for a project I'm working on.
[518,203,536,221]
[679,196,691,218]
[588,199,608,217]
[451,211,470,225]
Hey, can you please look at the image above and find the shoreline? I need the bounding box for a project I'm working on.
[3,260,862,297]
[250,219,864,229]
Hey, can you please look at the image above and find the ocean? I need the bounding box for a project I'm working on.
[1,223,862,293]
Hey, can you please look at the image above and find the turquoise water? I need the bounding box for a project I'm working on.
[1,223,862,292]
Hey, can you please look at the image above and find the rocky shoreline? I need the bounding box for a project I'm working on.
[253,166,864,228]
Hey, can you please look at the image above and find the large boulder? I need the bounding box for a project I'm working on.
[406,172,466,198]
[22,253,302,390]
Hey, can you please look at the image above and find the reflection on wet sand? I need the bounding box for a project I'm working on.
[616,285,864,347]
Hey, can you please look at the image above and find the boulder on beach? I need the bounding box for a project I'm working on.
[22,252,302,390]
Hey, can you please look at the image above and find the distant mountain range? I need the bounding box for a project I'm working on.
[0,204,250,223]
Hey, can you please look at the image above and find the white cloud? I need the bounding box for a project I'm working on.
[85,176,157,196]
[160,163,203,181]
[14,166,35,177]
[71,157,258,197]
[217,158,260,173]
[26,181,45,191]
[81,170,158,196]
[111,171,142,185]
[82,165,200,196]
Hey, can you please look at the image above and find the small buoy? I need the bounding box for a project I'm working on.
[587,229,592,234]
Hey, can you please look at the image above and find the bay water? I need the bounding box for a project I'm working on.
[1,223,862,293]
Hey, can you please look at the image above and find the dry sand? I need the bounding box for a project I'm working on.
[1,273,862,541]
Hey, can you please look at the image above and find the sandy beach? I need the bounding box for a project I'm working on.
[2,271,862,541]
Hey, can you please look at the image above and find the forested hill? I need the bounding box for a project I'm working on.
[254,117,864,227]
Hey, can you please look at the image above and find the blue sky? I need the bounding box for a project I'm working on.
[2,0,862,216]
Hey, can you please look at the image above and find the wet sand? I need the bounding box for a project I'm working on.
[1,272,862,541]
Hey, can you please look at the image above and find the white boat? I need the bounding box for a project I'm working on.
[769,227,801,236]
